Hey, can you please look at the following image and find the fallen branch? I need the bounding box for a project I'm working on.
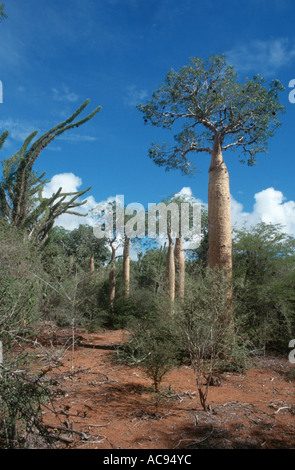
[274,406,291,414]
[45,424,94,441]
[173,424,214,449]
[74,422,111,428]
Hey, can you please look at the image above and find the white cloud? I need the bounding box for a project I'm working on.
[173,187,295,237]
[170,186,295,237]
[173,186,204,205]
[43,173,83,198]
[43,173,99,231]
[44,178,295,242]
[0,118,37,142]
[56,133,97,143]
[226,38,295,76]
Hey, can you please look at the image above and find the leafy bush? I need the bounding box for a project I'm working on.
[116,296,180,392]
[0,356,62,448]
[0,221,43,344]
[233,223,295,353]
[111,287,165,329]
[175,268,250,411]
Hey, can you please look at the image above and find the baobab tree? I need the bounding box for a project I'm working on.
[138,54,284,319]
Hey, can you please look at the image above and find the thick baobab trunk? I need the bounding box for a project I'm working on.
[208,137,232,275]
[208,137,233,322]
[123,237,130,299]
[174,237,185,298]
[166,233,175,304]
[109,239,116,311]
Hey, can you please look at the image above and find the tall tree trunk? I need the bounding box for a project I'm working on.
[90,253,95,274]
[208,137,232,274]
[109,239,116,311]
[69,255,74,273]
[208,136,233,321]
[174,237,185,298]
[166,233,175,304]
[123,237,130,299]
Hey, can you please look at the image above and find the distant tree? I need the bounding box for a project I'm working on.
[136,247,167,293]
[108,237,117,311]
[165,232,175,303]
[138,54,284,321]
[0,100,101,246]
[186,206,209,269]
[68,224,109,271]
[174,236,185,298]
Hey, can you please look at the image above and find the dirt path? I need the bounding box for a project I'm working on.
[38,328,294,449]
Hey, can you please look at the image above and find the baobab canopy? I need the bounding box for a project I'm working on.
[137,54,285,175]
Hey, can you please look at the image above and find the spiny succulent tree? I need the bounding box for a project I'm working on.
[0,3,7,22]
[0,100,101,246]
[138,54,285,321]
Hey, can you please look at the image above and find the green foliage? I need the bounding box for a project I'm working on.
[67,224,110,269]
[110,286,164,329]
[75,270,110,330]
[233,223,295,352]
[0,356,61,448]
[0,131,8,150]
[0,220,43,344]
[186,206,209,268]
[135,247,167,292]
[43,225,109,271]
[175,268,249,411]
[138,54,284,174]
[117,300,180,392]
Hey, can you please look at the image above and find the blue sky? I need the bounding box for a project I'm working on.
[1,0,295,234]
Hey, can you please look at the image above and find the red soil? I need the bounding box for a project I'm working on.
[36,327,294,450]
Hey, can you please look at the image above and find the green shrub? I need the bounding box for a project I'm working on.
[233,223,295,353]
[0,221,43,344]
[0,356,62,448]
[117,297,180,392]
[175,268,250,411]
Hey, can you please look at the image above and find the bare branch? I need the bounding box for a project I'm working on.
[222,136,244,150]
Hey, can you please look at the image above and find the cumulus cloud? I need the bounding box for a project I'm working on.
[0,118,37,142]
[231,187,295,235]
[43,173,100,231]
[173,186,204,205]
[168,186,295,237]
[174,187,295,237]
[45,177,295,245]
